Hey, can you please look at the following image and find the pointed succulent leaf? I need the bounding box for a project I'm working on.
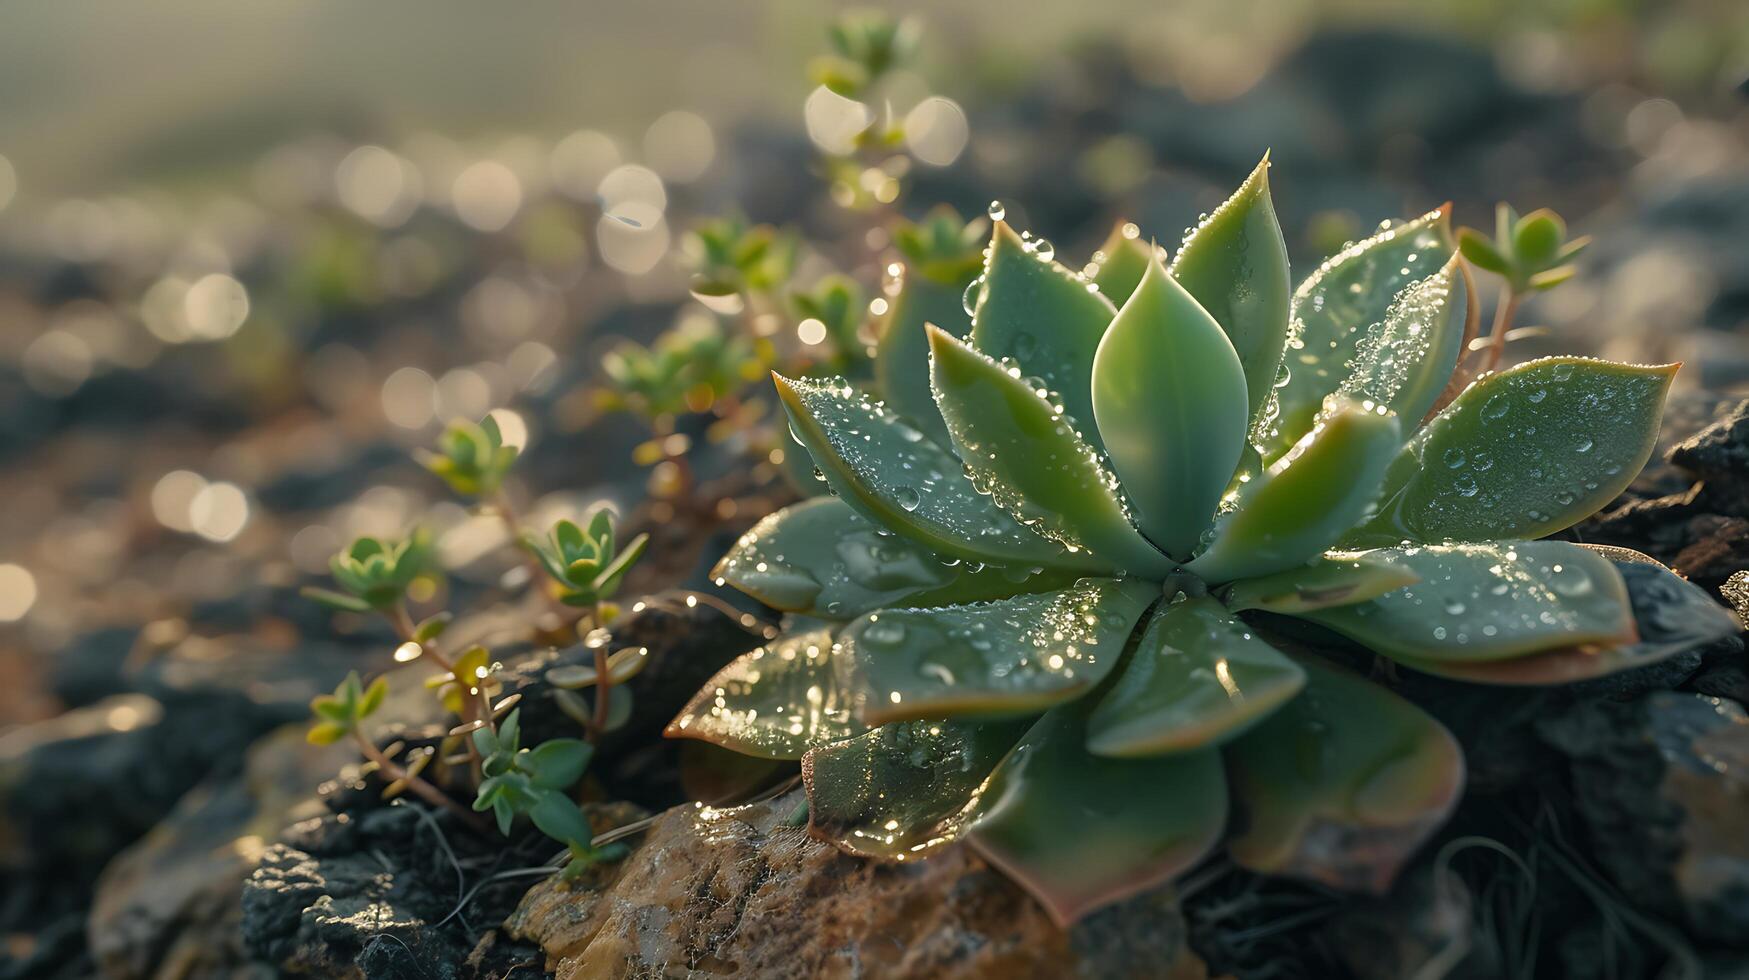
[773,373,1077,569]
[528,790,595,847]
[1393,555,1740,684]
[1328,256,1470,427]
[1344,357,1675,547]
[968,221,1118,449]
[872,269,970,446]
[1091,256,1250,559]
[804,718,1029,861]
[524,739,593,790]
[1087,597,1304,756]
[968,704,1227,926]
[358,676,388,718]
[590,532,648,598]
[1267,207,1453,458]
[492,797,515,836]
[413,612,452,644]
[842,578,1154,725]
[665,628,866,760]
[1087,220,1152,305]
[305,722,348,746]
[1168,156,1292,418]
[712,498,1075,619]
[1456,228,1510,274]
[1188,403,1401,583]
[1223,553,1419,614]
[1301,541,1636,663]
[928,327,1172,577]
[588,508,617,552]
[1225,655,1463,891]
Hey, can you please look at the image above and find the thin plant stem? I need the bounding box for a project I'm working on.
[587,605,612,744]
[1479,287,1521,375]
[353,729,485,830]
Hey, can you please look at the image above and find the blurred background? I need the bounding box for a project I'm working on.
[0,1,1747,966]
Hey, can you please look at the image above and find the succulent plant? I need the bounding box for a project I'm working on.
[418,414,520,498]
[524,508,650,609]
[472,709,622,874]
[669,159,1737,924]
[307,670,388,746]
[1459,203,1590,296]
[303,530,432,612]
[597,316,764,421]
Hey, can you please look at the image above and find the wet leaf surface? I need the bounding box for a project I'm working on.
[1265,207,1453,458]
[929,326,1172,577]
[967,703,1228,926]
[804,718,1029,861]
[841,578,1155,724]
[665,628,865,760]
[713,498,1075,619]
[1225,655,1462,892]
[1087,220,1153,305]
[873,270,969,447]
[1091,255,1250,558]
[1328,255,1469,427]
[1300,541,1636,663]
[969,221,1118,451]
[1189,403,1401,583]
[1223,553,1420,614]
[773,373,1078,569]
[1344,357,1676,547]
[1168,156,1292,419]
[1087,597,1304,756]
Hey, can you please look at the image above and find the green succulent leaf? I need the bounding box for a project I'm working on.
[841,577,1155,725]
[1266,207,1454,459]
[927,326,1172,578]
[1091,255,1250,559]
[1225,655,1462,891]
[545,647,649,689]
[590,532,648,599]
[1188,403,1402,584]
[1344,357,1676,547]
[773,373,1077,570]
[1168,156,1292,419]
[967,703,1228,926]
[305,722,348,746]
[523,739,593,790]
[804,718,1029,861]
[1301,541,1636,663]
[665,628,866,760]
[712,498,1075,619]
[1389,555,1738,684]
[1086,597,1306,756]
[872,269,971,446]
[1223,554,1419,614]
[968,221,1118,450]
[1457,228,1510,275]
[528,789,595,848]
[1328,255,1470,427]
[1087,220,1153,305]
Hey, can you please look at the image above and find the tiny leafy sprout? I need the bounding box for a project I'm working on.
[525,508,650,608]
[597,317,765,422]
[426,644,500,714]
[307,670,387,745]
[890,207,987,285]
[686,215,798,304]
[303,530,432,613]
[669,159,1733,927]
[811,10,920,98]
[1458,203,1590,294]
[417,414,520,498]
[471,709,624,874]
[791,274,866,364]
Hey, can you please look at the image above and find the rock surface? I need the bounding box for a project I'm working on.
[504,789,1206,979]
[1537,692,1749,947]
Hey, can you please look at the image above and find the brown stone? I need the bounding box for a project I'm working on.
[504,789,1206,979]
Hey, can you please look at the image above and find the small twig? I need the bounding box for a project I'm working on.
[1479,287,1521,376]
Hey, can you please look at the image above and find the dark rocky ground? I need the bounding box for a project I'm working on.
[2,26,1748,980]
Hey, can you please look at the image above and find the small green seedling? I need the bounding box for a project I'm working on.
[670,159,1737,926]
[418,414,520,498]
[598,317,765,421]
[687,215,798,306]
[307,670,388,746]
[811,10,920,99]
[525,508,650,609]
[1458,203,1591,374]
[472,709,624,876]
[303,530,431,613]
